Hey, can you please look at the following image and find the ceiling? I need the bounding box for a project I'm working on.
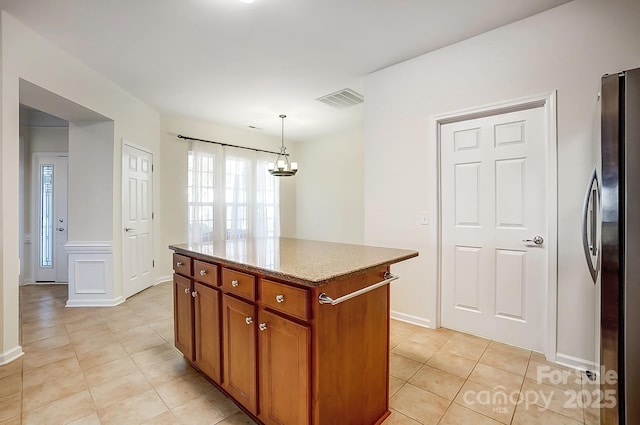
[1,0,571,141]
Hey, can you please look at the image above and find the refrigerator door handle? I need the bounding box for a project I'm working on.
[581,165,600,283]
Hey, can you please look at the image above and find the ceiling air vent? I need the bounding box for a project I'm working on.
[316,88,364,108]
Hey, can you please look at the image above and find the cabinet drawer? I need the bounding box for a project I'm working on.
[221,268,256,301]
[261,279,309,321]
[194,260,218,286]
[173,253,193,276]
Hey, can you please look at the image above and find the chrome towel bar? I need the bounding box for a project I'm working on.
[318,272,399,306]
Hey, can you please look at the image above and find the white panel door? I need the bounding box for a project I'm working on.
[123,144,153,298]
[441,107,546,351]
[35,154,68,283]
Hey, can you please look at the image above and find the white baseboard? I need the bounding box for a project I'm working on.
[555,352,597,372]
[390,311,432,329]
[0,346,24,366]
[66,296,124,308]
[155,275,172,286]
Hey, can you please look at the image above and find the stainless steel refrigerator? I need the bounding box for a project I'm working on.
[584,67,640,425]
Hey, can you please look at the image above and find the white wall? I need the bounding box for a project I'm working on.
[157,114,298,281]
[295,126,364,244]
[29,126,68,152]
[364,0,640,366]
[0,11,160,363]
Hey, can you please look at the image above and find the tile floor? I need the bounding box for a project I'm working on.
[0,283,600,425]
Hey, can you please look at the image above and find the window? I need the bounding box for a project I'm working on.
[187,143,279,244]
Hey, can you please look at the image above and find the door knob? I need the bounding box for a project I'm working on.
[523,236,544,245]
[57,227,65,231]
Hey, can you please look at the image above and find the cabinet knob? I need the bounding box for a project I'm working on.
[245,317,253,325]
[231,280,239,287]
[192,291,198,298]
[200,269,207,276]
[176,261,183,267]
[275,294,285,303]
[259,323,267,331]
[184,287,190,294]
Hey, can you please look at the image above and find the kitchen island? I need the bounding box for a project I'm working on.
[169,238,418,425]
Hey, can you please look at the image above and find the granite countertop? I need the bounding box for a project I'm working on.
[169,237,418,287]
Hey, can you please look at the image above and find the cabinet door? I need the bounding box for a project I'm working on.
[193,282,221,383]
[259,310,310,425]
[173,274,194,361]
[222,294,257,414]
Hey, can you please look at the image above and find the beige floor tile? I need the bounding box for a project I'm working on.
[584,403,600,425]
[21,324,68,346]
[0,374,22,398]
[409,365,465,400]
[512,401,583,425]
[131,343,182,369]
[468,363,525,394]
[83,355,139,387]
[22,333,71,352]
[479,343,530,376]
[406,329,452,348]
[155,372,216,409]
[215,411,258,425]
[0,393,21,422]
[389,353,422,381]
[23,343,76,371]
[89,370,153,409]
[107,316,149,333]
[64,316,105,334]
[427,351,476,379]
[22,390,96,425]
[525,357,582,392]
[22,372,88,412]
[77,341,128,370]
[98,389,169,425]
[392,338,439,363]
[390,383,450,425]
[520,379,584,423]
[67,322,112,344]
[141,410,182,425]
[148,318,175,342]
[171,389,240,425]
[72,332,118,355]
[382,409,421,425]
[390,376,405,398]
[438,333,489,361]
[439,403,502,425]
[0,357,22,379]
[67,412,101,425]
[22,356,82,390]
[121,331,167,355]
[0,415,21,425]
[141,355,198,387]
[454,380,517,424]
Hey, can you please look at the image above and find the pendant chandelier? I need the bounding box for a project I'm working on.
[268,114,298,176]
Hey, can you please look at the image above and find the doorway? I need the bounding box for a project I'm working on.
[33,153,68,282]
[435,93,557,357]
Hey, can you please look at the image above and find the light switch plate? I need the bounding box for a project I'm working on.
[419,211,429,225]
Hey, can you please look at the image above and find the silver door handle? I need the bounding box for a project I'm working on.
[319,272,399,305]
[523,236,544,245]
[582,165,600,283]
[125,227,135,232]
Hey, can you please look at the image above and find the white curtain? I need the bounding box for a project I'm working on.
[188,141,279,245]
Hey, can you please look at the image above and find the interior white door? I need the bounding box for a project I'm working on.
[123,144,153,298]
[440,106,546,351]
[35,154,68,282]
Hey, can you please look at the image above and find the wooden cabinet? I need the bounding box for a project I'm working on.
[173,273,194,361]
[258,309,310,425]
[170,246,400,425]
[193,282,221,383]
[222,294,258,414]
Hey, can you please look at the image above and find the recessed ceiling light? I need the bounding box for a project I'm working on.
[239,0,255,4]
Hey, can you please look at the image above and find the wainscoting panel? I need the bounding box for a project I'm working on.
[66,241,122,307]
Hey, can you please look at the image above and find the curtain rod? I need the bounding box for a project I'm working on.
[177,134,287,156]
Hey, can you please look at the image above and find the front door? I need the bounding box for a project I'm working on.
[35,154,68,282]
[123,144,153,298]
[440,106,547,351]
